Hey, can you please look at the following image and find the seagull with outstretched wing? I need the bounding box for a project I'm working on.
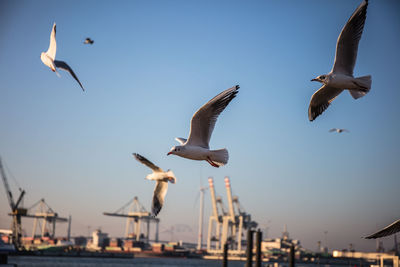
[84,38,94,45]
[40,23,84,91]
[329,128,349,133]
[364,219,400,239]
[132,153,176,216]
[309,0,371,121]
[167,85,239,167]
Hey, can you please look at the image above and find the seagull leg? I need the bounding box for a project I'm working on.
[206,157,219,168]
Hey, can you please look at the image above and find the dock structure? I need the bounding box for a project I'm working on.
[206,177,223,251]
[206,176,257,254]
[103,196,159,243]
[0,157,27,250]
[26,198,68,238]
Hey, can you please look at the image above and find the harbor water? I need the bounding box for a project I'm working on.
[8,256,243,267]
[7,256,354,267]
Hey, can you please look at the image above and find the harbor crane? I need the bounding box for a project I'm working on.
[0,157,27,250]
[222,176,257,252]
[206,176,258,253]
[104,196,160,243]
[206,177,225,251]
[25,198,68,238]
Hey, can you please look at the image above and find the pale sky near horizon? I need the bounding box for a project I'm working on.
[0,0,399,252]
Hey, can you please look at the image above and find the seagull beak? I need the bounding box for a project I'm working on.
[311,78,318,82]
[167,152,172,156]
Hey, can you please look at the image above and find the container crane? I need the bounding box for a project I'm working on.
[221,177,258,253]
[221,176,244,252]
[0,157,27,250]
[206,177,225,251]
[104,196,159,243]
[25,198,68,238]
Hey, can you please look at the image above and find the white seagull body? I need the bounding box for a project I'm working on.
[364,219,400,239]
[167,85,239,168]
[309,0,371,121]
[329,128,349,133]
[40,23,84,91]
[132,153,176,216]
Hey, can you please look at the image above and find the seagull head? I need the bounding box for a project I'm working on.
[311,74,328,84]
[167,146,184,156]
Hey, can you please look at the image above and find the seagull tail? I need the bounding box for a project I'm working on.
[349,75,371,99]
[209,148,229,167]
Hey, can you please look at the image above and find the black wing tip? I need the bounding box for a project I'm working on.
[132,153,142,160]
[308,107,318,121]
[152,201,162,216]
[308,102,330,122]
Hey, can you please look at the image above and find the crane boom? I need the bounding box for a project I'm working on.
[0,157,27,250]
[208,177,219,219]
[0,157,16,210]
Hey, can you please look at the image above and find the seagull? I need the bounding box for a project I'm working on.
[132,153,176,216]
[329,128,349,133]
[308,0,371,121]
[40,23,84,91]
[364,219,400,239]
[84,38,94,45]
[167,85,239,168]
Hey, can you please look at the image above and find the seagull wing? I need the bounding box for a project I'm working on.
[54,60,84,91]
[364,219,400,239]
[132,153,163,172]
[175,137,187,145]
[152,180,168,216]
[186,85,239,148]
[308,85,343,121]
[329,128,337,132]
[46,23,57,60]
[332,0,368,75]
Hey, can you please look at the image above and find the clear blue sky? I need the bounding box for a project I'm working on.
[0,0,399,252]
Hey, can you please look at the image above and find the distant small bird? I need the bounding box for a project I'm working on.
[329,128,349,133]
[308,0,371,121]
[40,23,84,91]
[364,219,400,239]
[132,153,176,216]
[84,38,94,45]
[167,85,239,167]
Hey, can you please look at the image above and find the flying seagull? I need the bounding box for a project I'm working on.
[329,128,349,133]
[308,0,371,121]
[167,85,239,167]
[364,219,400,239]
[132,153,176,216]
[84,38,94,45]
[40,23,84,91]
